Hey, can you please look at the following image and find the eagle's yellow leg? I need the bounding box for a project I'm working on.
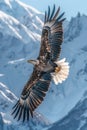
[55,66,61,73]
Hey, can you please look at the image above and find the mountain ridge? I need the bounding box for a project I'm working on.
[0,0,87,129]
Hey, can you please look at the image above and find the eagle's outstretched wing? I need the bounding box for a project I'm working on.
[12,5,65,121]
[12,68,51,121]
[38,5,65,62]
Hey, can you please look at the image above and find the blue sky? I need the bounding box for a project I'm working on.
[21,0,87,20]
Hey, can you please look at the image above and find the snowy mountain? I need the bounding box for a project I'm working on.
[0,0,87,130]
[0,0,43,34]
[48,91,87,130]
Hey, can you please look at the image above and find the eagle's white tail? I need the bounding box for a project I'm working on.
[51,58,69,85]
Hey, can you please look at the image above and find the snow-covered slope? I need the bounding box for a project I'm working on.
[48,91,87,130]
[0,0,43,34]
[0,10,41,65]
[0,0,43,33]
[0,0,87,130]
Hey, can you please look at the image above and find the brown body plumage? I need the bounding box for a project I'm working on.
[12,5,68,122]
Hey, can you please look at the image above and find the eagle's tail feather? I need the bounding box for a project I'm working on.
[51,58,69,85]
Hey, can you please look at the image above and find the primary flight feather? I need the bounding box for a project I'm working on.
[12,5,69,122]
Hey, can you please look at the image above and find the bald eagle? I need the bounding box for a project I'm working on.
[12,5,69,121]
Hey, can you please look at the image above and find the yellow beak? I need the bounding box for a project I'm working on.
[27,60,37,65]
